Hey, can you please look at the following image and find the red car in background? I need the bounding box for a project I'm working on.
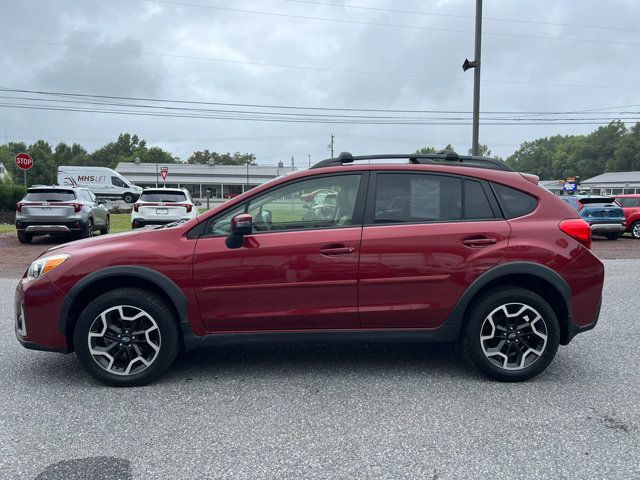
[614,194,640,238]
[15,151,604,386]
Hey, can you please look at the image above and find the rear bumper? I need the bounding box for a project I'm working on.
[565,297,601,344]
[132,218,189,228]
[17,220,84,233]
[590,223,626,234]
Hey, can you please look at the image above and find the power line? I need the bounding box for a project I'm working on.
[2,87,640,117]
[141,0,640,48]
[281,0,640,34]
[2,102,639,126]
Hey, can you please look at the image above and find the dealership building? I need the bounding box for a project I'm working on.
[581,171,640,195]
[115,162,295,199]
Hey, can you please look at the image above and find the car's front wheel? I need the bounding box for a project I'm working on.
[74,288,180,387]
[461,287,560,382]
[123,193,135,203]
[631,221,640,239]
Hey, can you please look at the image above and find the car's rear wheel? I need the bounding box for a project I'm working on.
[17,231,32,244]
[606,233,621,240]
[631,221,640,239]
[461,287,560,382]
[99,216,110,235]
[74,288,180,387]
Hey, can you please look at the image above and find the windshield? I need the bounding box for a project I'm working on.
[140,191,187,203]
[24,190,76,202]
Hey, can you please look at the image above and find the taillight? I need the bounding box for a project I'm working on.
[559,219,591,249]
[133,203,139,212]
[185,204,192,213]
[73,203,82,213]
[16,202,23,212]
[577,201,583,211]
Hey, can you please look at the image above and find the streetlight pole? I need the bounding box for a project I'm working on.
[463,0,483,156]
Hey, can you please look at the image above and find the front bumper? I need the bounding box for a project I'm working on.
[14,276,70,353]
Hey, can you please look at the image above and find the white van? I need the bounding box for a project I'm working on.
[58,166,143,203]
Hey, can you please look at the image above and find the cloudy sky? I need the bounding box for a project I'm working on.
[1,0,639,166]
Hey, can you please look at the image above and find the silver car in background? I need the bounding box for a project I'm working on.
[15,186,110,243]
[131,187,197,228]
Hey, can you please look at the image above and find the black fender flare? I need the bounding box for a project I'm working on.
[58,266,190,342]
[443,261,572,341]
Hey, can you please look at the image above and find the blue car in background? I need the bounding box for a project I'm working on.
[561,195,626,240]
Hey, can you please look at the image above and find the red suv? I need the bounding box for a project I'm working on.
[15,152,604,386]
[613,194,640,238]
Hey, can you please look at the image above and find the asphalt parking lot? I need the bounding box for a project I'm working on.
[1,258,639,479]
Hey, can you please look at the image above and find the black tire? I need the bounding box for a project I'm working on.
[461,287,560,382]
[74,288,180,387]
[99,216,110,235]
[123,193,135,203]
[631,221,640,239]
[17,230,32,244]
[605,233,621,240]
[80,218,93,238]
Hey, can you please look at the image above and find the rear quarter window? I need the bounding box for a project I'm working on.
[492,183,537,219]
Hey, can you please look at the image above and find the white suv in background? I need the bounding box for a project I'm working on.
[131,188,198,228]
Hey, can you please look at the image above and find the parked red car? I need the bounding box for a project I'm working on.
[614,194,640,238]
[15,151,604,386]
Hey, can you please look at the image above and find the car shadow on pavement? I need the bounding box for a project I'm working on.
[163,341,477,383]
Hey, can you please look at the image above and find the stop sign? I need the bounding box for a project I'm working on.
[15,153,33,171]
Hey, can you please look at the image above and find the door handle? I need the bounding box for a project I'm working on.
[320,245,356,256]
[462,237,498,248]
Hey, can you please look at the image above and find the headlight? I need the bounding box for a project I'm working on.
[26,254,70,281]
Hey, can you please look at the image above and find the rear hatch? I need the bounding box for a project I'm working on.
[136,191,192,220]
[18,189,79,221]
[579,197,625,222]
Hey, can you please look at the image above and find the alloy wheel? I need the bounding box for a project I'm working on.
[633,223,640,238]
[479,303,548,371]
[87,305,161,376]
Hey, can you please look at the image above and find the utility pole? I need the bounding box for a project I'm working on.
[328,133,335,158]
[462,0,483,155]
[308,154,311,169]
[155,160,159,188]
[291,155,295,171]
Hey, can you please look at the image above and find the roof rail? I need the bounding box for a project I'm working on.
[310,150,513,172]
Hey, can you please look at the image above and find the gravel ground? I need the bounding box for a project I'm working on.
[1,260,639,479]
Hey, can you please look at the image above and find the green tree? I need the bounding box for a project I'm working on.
[188,150,257,165]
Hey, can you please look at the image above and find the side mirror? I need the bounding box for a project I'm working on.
[195,201,203,206]
[226,213,253,249]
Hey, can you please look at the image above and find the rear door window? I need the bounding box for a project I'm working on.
[464,180,496,219]
[24,189,76,202]
[374,173,462,223]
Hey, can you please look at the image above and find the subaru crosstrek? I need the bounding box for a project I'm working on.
[15,151,604,386]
